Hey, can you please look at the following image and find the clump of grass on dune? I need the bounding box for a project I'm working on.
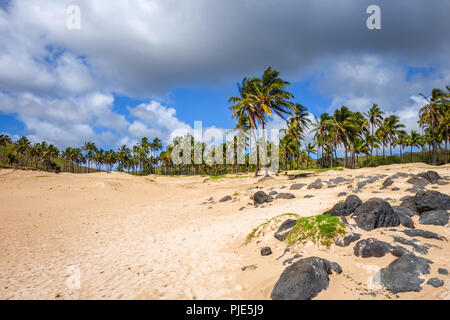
[286,214,346,246]
[244,213,300,245]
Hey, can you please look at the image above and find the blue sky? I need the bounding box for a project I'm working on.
[0,0,449,151]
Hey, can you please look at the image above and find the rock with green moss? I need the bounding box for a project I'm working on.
[286,214,346,246]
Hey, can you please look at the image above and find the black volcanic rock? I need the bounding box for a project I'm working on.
[419,210,449,226]
[415,190,450,213]
[352,198,400,231]
[271,257,342,300]
[274,219,297,241]
[379,254,433,293]
[253,191,273,205]
[324,195,362,217]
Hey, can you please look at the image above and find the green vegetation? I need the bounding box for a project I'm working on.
[244,213,300,245]
[286,214,346,246]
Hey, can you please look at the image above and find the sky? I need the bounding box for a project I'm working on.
[0,0,449,151]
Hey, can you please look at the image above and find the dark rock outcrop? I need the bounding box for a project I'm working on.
[324,195,362,217]
[379,254,433,293]
[415,190,450,213]
[271,257,342,300]
[307,179,323,189]
[353,238,407,258]
[427,278,444,288]
[274,219,297,241]
[392,206,415,217]
[276,193,296,200]
[382,177,394,188]
[392,236,436,255]
[418,210,449,226]
[407,176,429,189]
[219,195,232,202]
[352,198,400,231]
[289,183,306,190]
[417,171,442,184]
[335,233,361,247]
[402,229,445,241]
[253,191,273,205]
[400,195,417,214]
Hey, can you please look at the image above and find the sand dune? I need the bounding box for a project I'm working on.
[0,163,449,300]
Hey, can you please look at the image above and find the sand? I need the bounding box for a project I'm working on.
[0,163,449,300]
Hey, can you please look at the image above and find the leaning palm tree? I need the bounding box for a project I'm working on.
[305,142,316,169]
[230,67,295,176]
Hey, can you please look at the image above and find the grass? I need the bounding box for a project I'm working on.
[244,213,300,245]
[286,214,346,246]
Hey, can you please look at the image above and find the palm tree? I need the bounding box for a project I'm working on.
[419,88,447,165]
[393,130,407,162]
[405,130,421,163]
[383,115,405,158]
[305,142,316,169]
[311,113,331,168]
[230,67,295,176]
[365,104,384,159]
[0,134,12,164]
[16,136,31,167]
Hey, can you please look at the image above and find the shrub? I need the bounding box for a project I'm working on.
[286,214,346,246]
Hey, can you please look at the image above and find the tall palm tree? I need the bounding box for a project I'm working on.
[406,130,421,163]
[0,134,12,164]
[305,142,316,169]
[419,88,447,165]
[230,67,295,176]
[383,115,405,158]
[365,104,384,159]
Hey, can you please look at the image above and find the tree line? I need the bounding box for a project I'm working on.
[0,68,448,175]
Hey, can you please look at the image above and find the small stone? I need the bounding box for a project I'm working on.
[261,247,272,256]
[427,278,444,288]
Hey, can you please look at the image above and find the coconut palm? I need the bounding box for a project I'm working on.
[365,104,384,159]
[405,130,421,163]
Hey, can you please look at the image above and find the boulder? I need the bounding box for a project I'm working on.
[289,183,306,190]
[335,233,361,247]
[354,238,396,258]
[274,219,297,241]
[427,278,444,288]
[307,179,323,189]
[415,190,450,213]
[324,195,362,217]
[400,195,417,214]
[407,176,429,189]
[379,254,433,293]
[253,191,273,205]
[268,190,278,196]
[392,206,415,217]
[337,192,347,197]
[261,247,272,256]
[219,195,232,202]
[352,198,400,231]
[419,210,449,226]
[271,257,342,300]
[417,171,442,184]
[276,193,296,200]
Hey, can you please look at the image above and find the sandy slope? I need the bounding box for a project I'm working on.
[0,163,449,300]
